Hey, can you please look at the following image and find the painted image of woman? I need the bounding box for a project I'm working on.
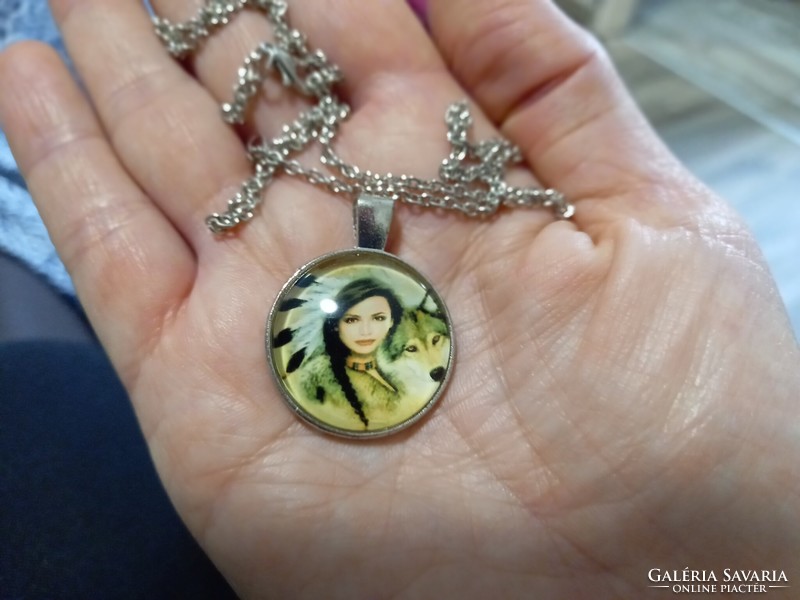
[295,278,405,430]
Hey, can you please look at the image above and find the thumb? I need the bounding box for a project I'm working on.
[425,0,722,234]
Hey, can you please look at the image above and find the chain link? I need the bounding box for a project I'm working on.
[153,0,574,233]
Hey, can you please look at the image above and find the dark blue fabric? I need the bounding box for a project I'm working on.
[0,341,237,599]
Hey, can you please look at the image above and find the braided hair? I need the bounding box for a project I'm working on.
[322,278,403,427]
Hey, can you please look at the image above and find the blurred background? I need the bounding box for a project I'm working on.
[559,0,800,333]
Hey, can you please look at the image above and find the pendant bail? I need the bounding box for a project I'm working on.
[354,194,395,251]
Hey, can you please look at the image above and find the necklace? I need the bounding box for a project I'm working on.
[345,357,377,373]
[154,0,573,439]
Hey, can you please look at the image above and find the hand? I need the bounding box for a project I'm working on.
[2,0,798,597]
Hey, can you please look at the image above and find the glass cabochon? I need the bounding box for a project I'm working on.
[267,249,453,438]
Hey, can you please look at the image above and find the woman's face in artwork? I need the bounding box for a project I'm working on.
[338,295,393,356]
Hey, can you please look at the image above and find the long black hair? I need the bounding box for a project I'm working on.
[322,278,403,427]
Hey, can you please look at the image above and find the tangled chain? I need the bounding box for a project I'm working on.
[154,0,574,233]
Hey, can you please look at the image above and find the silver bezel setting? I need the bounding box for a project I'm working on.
[266,248,454,439]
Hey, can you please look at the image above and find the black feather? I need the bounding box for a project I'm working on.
[296,274,317,288]
[273,328,294,348]
[416,289,431,310]
[279,298,306,311]
[286,348,307,373]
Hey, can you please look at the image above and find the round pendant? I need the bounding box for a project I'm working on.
[266,248,454,439]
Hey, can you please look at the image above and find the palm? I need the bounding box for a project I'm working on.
[2,0,798,597]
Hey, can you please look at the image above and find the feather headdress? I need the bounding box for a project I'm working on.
[271,264,438,375]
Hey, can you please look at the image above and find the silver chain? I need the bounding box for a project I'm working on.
[153,0,574,233]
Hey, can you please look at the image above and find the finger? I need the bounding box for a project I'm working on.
[289,0,566,280]
[151,0,561,275]
[0,42,195,384]
[148,0,460,193]
[287,0,569,276]
[150,0,445,139]
[50,0,253,252]
[426,0,721,232]
[114,0,457,272]
[151,0,307,142]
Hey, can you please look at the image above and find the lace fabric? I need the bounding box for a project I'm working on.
[0,0,73,294]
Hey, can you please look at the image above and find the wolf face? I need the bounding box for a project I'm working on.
[383,307,451,391]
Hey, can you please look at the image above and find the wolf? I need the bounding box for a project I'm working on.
[381,306,452,400]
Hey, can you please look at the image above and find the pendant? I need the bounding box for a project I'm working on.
[266,195,454,439]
